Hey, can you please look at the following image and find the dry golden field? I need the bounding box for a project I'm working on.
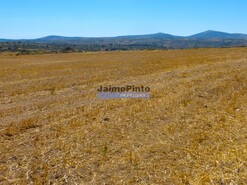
[0,48,247,184]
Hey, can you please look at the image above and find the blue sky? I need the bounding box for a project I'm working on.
[1,0,247,39]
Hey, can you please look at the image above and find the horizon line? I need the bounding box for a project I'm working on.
[1,30,247,40]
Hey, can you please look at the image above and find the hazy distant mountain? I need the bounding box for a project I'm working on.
[34,33,181,43]
[36,35,84,42]
[115,33,182,39]
[1,31,247,52]
[0,38,14,42]
[1,30,247,43]
[188,30,247,39]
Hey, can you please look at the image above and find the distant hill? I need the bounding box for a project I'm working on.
[36,35,84,42]
[1,30,247,52]
[0,39,14,42]
[188,30,247,39]
[1,30,247,43]
[115,33,182,39]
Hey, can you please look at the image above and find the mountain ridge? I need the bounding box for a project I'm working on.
[1,30,247,52]
[188,30,247,39]
[1,30,247,42]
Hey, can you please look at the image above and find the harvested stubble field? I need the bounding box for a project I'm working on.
[0,48,247,184]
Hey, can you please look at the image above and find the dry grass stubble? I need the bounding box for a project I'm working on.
[0,48,247,184]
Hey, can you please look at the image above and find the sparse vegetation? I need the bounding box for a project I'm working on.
[0,48,246,184]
